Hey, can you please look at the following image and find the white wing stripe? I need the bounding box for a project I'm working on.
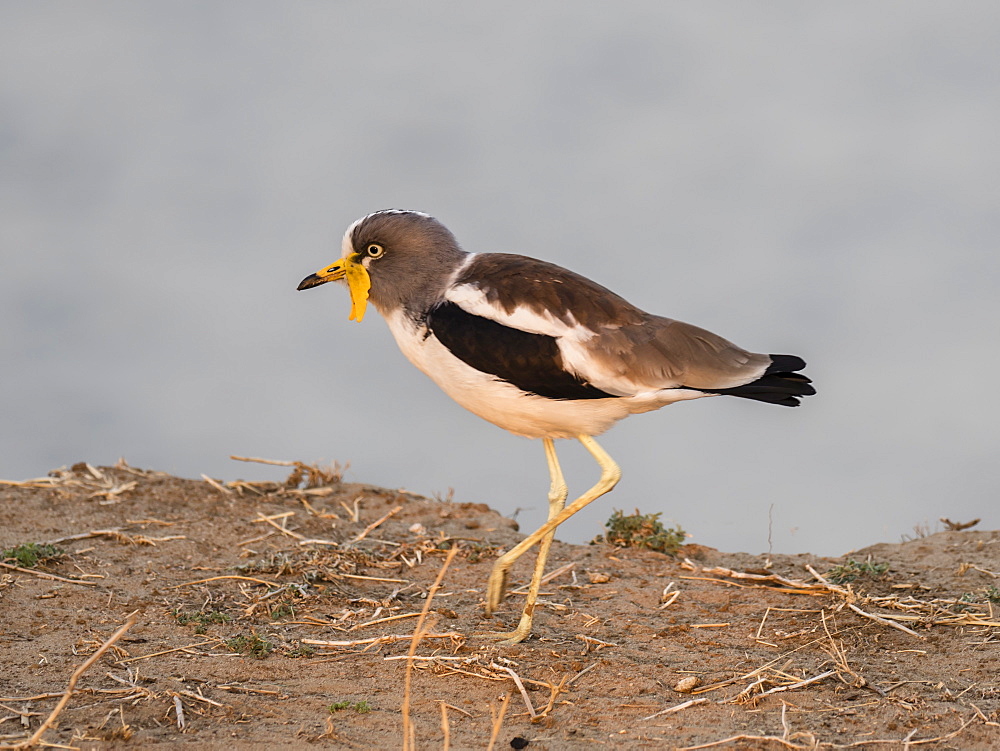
[444,283,593,339]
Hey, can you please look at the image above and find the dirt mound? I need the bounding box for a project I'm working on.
[1,462,998,749]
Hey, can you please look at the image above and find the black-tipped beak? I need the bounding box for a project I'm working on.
[297,256,369,320]
[297,273,327,291]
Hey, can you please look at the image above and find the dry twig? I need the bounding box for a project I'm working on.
[303,633,462,649]
[6,613,137,748]
[440,701,450,751]
[351,505,402,543]
[402,546,460,751]
[640,697,708,722]
[486,692,512,751]
[846,602,922,638]
[0,562,96,587]
[492,665,536,719]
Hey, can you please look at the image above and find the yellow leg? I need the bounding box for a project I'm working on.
[484,435,620,643]
[486,437,568,644]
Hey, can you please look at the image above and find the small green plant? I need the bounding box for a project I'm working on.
[2,543,64,568]
[288,644,316,658]
[953,592,978,612]
[329,700,372,714]
[595,509,686,555]
[270,603,295,620]
[956,587,1000,609]
[173,609,231,634]
[826,558,890,585]
[225,633,274,659]
[465,542,489,563]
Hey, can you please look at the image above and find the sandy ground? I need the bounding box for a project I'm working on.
[1,461,998,750]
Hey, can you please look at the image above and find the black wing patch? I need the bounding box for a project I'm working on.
[427,301,615,400]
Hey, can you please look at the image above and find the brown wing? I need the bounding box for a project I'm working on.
[574,317,771,394]
[453,254,772,396]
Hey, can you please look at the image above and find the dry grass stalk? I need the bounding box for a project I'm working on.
[350,505,402,543]
[115,640,216,664]
[838,715,977,747]
[230,455,300,467]
[349,612,421,631]
[296,537,340,547]
[491,665,536,720]
[229,455,345,488]
[659,590,682,609]
[414,662,507,683]
[639,697,708,722]
[846,602,922,637]
[959,563,998,578]
[201,474,232,495]
[6,613,137,748]
[756,607,823,643]
[254,511,295,522]
[439,701,450,751]
[441,703,473,718]
[172,695,185,730]
[806,563,1000,630]
[177,689,229,707]
[677,732,815,750]
[754,670,836,699]
[567,662,598,686]
[803,563,852,596]
[485,691,512,751]
[401,546,459,751]
[541,674,568,717]
[701,565,829,593]
[693,620,863,697]
[340,497,362,522]
[576,635,618,653]
[0,561,97,587]
[405,655,560,691]
[680,574,826,596]
[216,685,284,696]
[969,702,1000,728]
[254,512,306,541]
[819,611,872,692]
[42,528,124,545]
[2,464,138,502]
[0,478,59,488]
[339,573,409,584]
[508,561,576,594]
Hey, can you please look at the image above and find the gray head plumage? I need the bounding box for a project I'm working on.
[347,210,469,316]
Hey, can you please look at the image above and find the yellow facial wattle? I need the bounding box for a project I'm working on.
[343,260,371,322]
[298,255,371,322]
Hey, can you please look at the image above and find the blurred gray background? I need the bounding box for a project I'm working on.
[3,2,998,556]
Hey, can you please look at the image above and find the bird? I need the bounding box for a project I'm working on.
[298,209,815,643]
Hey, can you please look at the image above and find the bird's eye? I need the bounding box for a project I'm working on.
[366,244,385,258]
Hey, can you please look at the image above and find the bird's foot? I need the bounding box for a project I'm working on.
[478,608,534,645]
[478,626,531,646]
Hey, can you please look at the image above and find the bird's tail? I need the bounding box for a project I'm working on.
[704,354,815,407]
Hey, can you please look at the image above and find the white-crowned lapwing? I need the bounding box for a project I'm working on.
[298,209,814,643]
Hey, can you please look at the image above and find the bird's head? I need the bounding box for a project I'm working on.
[297,210,466,321]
